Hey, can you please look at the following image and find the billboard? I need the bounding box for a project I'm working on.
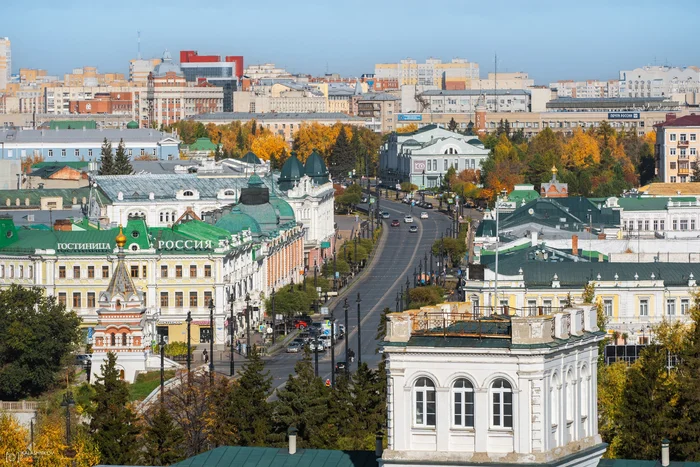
[398,114,422,121]
[608,112,640,120]
[413,160,427,173]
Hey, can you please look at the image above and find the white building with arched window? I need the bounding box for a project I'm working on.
[381,301,606,466]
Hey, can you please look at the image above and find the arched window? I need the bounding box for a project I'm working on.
[0,265,4,278]
[28,266,33,278]
[18,265,23,278]
[566,370,574,424]
[491,378,513,428]
[8,265,13,278]
[110,333,116,346]
[453,378,474,427]
[414,377,436,427]
[122,333,127,346]
[183,190,194,197]
[224,190,235,196]
[551,373,560,430]
[580,366,589,419]
[160,212,165,222]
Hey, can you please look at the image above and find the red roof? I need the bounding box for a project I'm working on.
[656,114,700,127]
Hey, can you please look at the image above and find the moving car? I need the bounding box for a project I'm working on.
[391,219,400,227]
[293,319,310,329]
[335,361,347,373]
[409,225,418,233]
[286,342,302,353]
[424,202,433,209]
[404,215,413,223]
[420,212,429,219]
[381,211,390,219]
[75,354,91,367]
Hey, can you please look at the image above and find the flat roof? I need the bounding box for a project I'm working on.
[192,112,366,122]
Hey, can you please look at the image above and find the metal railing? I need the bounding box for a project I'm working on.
[411,311,511,339]
[0,401,45,411]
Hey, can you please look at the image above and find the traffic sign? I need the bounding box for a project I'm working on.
[266,327,273,334]
[324,329,331,336]
[321,306,329,315]
[335,272,340,278]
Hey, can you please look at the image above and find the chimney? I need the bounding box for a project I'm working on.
[375,431,384,458]
[572,235,578,256]
[287,427,298,455]
[661,439,670,466]
[666,112,677,122]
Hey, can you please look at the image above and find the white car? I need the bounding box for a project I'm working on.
[404,215,414,223]
[420,212,429,219]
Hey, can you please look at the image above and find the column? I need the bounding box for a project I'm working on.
[436,387,450,451]
[474,388,489,453]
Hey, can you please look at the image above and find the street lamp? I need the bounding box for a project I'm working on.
[399,286,404,312]
[186,311,192,375]
[209,297,215,384]
[357,293,362,366]
[159,334,165,404]
[333,252,337,292]
[343,297,350,374]
[314,260,318,315]
[60,390,75,452]
[229,293,235,376]
[245,293,252,357]
[330,308,336,387]
[405,276,410,309]
[271,287,276,346]
[395,291,400,312]
[413,267,417,288]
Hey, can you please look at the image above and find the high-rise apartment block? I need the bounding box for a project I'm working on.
[129,58,162,85]
[0,37,11,91]
[63,67,127,87]
[654,113,700,183]
[180,50,243,112]
[619,65,700,98]
[550,80,619,98]
[374,58,479,91]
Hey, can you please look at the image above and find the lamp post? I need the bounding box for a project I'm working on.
[413,267,417,288]
[271,287,276,346]
[209,298,215,384]
[61,390,75,454]
[343,298,350,374]
[245,293,251,357]
[395,291,400,312]
[333,252,337,292]
[186,311,192,375]
[314,327,319,377]
[303,268,307,292]
[418,260,423,286]
[354,234,358,273]
[430,251,433,285]
[234,289,239,378]
[314,260,318,315]
[330,308,336,387]
[159,334,165,404]
[405,276,410,309]
[357,293,362,366]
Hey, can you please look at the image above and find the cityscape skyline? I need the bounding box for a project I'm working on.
[5,0,700,83]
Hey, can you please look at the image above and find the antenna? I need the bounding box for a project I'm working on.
[137,30,141,60]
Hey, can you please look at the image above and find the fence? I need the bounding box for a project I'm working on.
[411,312,512,339]
[0,401,45,411]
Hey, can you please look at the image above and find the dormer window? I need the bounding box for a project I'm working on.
[183,190,194,197]
[224,190,235,196]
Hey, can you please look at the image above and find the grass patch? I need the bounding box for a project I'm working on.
[129,370,176,401]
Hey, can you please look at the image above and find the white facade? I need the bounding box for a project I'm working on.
[283,175,335,250]
[550,80,619,99]
[619,66,700,98]
[380,126,489,188]
[381,303,606,466]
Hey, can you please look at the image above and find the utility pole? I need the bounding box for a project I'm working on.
[159,335,165,404]
[331,308,336,387]
[186,311,192,376]
[356,293,362,366]
[245,293,252,357]
[271,288,276,346]
[343,298,349,374]
[209,298,215,385]
[229,294,235,376]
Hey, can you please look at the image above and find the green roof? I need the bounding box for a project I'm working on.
[615,196,697,211]
[508,189,540,204]
[304,149,329,184]
[171,446,378,467]
[270,195,295,220]
[215,208,262,235]
[173,220,231,243]
[279,152,305,191]
[0,187,106,209]
[47,120,96,130]
[32,161,89,170]
[126,120,139,129]
[240,151,262,164]
[187,137,218,152]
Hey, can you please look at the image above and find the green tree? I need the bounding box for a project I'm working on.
[443,166,457,191]
[227,345,273,446]
[98,138,114,175]
[236,128,246,150]
[0,285,81,400]
[271,349,333,448]
[349,363,386,448]
[322,258,351,278]
[141,405,185,465]
[350,129,366,176]
[264,285,313,321]
[693,163,700,183]
[674,297,700,459]
[113,139,133,175]
[400,182,418,192]
[448,118,458,132]
[408,285,445,309]
[330,128,355,179]
[89,352,140,464]
[431,237,466,267]
[375,307,392,344]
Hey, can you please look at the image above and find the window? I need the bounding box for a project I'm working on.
[175,292,183,307]
[667,299,676,316]
[88,149,93,157]
[189,291,198,307]
[204,291,213,307]
[190,265,197,278]
[693,220,696,230]
[673,220,678,230]
[204,265,212,278]
[176,265,183,278]
[671,176,677,182]
[670,162,677,170]
[128,149,133,156]
[110,333,116,346]
[660,220,665,230]
[681,220,688,230]
[414,377,436,427]
[692,134,697,142]
[160,292,169,307]
[58,293,67,306]
[681,133,687,142]
[74,149,79,157]
[491,379,513,428]
[122,333,127,346]
[73,265,80,278]
[443,159,448,171]
[183,190,194,197]
[161,265,168,278]
[59,266,66,278]
[87,266,94,279]
[644,220,649,231]
[87,292,95,308]
[670,148,676,156]
[130,265,139,278]
[670,133,677,141]
[681,299,690,315]
[639,299,649,316]
[73,292,81,308]
[18,265,23,278]
[61,149,66,157]
[48,149,53,157]
[692,148,697,156]
[604,299,613,317]
[102,265,109,278]
[453,379,475,428]
[654,220,658,231]
[542,299,552,313]
[142,265,147,278]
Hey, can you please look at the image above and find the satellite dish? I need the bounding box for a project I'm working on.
[528,208,534,215]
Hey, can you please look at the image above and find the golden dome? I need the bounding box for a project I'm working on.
[551,165,558,174]
[115,225,127,248]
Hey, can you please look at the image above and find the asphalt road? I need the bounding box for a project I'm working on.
[257,197,455,389]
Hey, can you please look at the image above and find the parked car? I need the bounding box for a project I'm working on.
[409,225,418,233]
[404,215,413,223]
[420,212,429,219]
[360,196,369,203]
[286,342,302,353]
[319,335,333,348]
[335,361,347,373]
[424,202,433,209]
[294,319,310,329]
[74,354,91,366]
[391,219,400,227]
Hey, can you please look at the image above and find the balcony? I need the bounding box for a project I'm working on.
[678,167,690,175]
[678,140,690,147]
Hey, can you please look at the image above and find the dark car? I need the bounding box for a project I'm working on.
[391,219,400,227]
[424,202,433,209]
[335,361,347,373]
[75,354,91,366]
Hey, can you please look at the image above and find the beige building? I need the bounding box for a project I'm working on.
[63,67,127,87]
[129,58,162,85]
[44,85,135,115]
[0,37,10,91]
[354,93,400,132]
[655,113,700,183]
[374,58,479,90]
[243,63,292,80]
[469,72,534,91]
[550,79,619,98]
[233,82,327,113]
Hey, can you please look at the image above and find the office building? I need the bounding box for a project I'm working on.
[129,58,161,85]
[619,65,700,98]
[354,92,400,132]
[243,63,292,80]
[0,37,10,91]
[180,50,243,112]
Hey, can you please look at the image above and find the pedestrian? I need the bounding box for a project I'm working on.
[203,349,209,364]
[355,214,359,223]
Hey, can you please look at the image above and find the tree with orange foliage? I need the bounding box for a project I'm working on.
[396,123,419,134]
[250,133,287,161]
[457,169,481,184]
[21,154,44,174]
[563,128,600,168]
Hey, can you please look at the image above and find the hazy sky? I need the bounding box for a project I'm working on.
[4,0,700,84]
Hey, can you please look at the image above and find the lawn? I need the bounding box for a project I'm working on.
[129,370,176,401]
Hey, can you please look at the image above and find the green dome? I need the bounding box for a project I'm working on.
[126,121,139,129]
[278,151,305,191]
[214,207,261,234]
[304,149,329,184]
[240,151,262,164]
[269,194,295,221]
[247,173,264,186]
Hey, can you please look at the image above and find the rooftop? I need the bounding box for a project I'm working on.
[547,97,676,110]
[170,446,378,467]
[0,128,179,144]
[637,183,700,197]
[192,112,366,122]
[421,89,530,96]
[356,92,399,101]
[655,114,700,127]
